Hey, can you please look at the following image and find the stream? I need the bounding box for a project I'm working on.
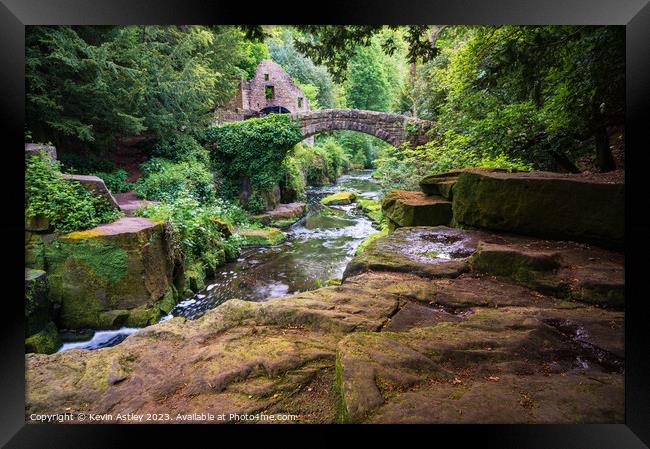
[59,170,382,351]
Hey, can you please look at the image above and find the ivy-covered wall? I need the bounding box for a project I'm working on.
[202,114,303,212]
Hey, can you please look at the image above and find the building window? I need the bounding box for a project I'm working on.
[265,85,274,100]
[264,73,269,81]
[297,97,303,108]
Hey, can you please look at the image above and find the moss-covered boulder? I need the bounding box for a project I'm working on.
[356,198,382,224]
[238,227,286,246]
[25,214,51,232]
[452,171,624,247]
[25,269,53,337]
[419,169,520,198]
[25,321,61,354]
[209,217,234,238]
[38,217,178,329]
[382,190,452,230]
[321,191,357,206]
[419,172,461,198]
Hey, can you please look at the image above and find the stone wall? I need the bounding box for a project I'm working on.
[222,60,310,116]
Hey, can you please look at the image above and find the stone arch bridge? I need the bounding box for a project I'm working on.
[291,109,433,147]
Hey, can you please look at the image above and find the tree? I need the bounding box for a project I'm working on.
[343,44,391,112]
[26,25,251,151]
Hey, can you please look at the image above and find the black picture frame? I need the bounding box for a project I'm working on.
[2,1,649,446]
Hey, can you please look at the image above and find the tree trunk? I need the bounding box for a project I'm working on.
[594,123,615,171]
[409,62,417,117]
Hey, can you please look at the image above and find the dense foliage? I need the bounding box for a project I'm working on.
[135,158,216,204]
[26,26,257,150]
[138,193,244,273]
[374,142,532,191]
[404,26,625,171]
[92,169,134,193]
[25,155,122,232]
[202,114,303,212]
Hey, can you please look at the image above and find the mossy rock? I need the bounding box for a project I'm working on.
[419,172,461,198]
[356,198,382,224]
[25,269,52,336]
[321,192,357,206]
[355,229,388,256]
[452,171,624,247]
[125,307,159,327]
[209,217,234,238]
[238,227,286,246]
[382,190,452,229]
[42,217,176,329]
[25,214,51,232]
[98,310,130,329]
[25,322,61,354]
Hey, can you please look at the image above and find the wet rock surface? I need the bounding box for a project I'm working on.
[26,226,624,423]
[253,202,306,226]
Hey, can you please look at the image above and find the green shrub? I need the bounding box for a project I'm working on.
[135,158,216,204]
[137,193,226,270]
[137,193,247,271]
[373,141,532,191]
[25,154,122,232]
[91,169,134,193]
[150,134,210,165]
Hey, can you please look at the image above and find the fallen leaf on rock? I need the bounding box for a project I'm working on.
[488,376,500,382]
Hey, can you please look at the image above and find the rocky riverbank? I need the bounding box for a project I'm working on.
[26,225,624,423]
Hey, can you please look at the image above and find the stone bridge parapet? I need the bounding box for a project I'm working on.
[292,109,433,147]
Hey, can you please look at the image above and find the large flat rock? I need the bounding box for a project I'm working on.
[382,190,452,229]
[253,202,306,226]
[469,237,625,308]
[452,171,624,247]
[343,226,494,279]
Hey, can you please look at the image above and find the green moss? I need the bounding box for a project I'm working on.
[325,278,342,286]
[184,261,207,292]
[98,310,130,329]
[25,322,61,354]
[125,307,158,327]
[334,352,351,423]
[356,198,382,223]
[44,238,128,283]
[321,191,357,206]
[238,227,286,246]
[355,229,389,256]
[271,217,302,228]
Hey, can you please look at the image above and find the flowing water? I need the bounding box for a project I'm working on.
[59,170,382,351]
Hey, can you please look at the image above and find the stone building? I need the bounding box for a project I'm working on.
[218,59,311,122]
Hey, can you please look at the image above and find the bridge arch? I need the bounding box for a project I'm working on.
[291,109,433,148]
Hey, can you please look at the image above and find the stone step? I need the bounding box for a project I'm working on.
[382,190,452,229]
[114,191,157,217]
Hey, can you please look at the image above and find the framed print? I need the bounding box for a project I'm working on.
[1,0,649,446]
